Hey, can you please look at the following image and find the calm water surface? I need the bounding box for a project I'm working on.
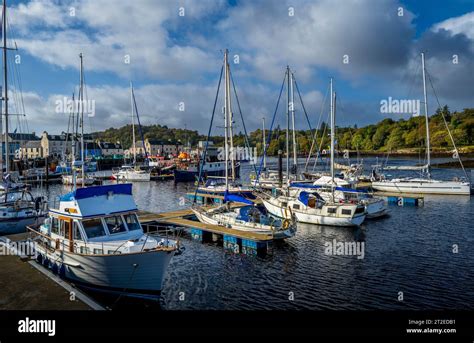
[32,157,474,310]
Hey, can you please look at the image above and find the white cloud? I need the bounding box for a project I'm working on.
[432,12,474,40]
[19,80,326,136]
[12,0,225,79]
[216,0,416,82]
[5,0,473,135]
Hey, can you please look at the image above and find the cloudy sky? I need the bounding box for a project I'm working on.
[4,0,474,135]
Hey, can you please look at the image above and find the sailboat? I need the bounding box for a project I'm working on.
[191,50,296,240]
[62,54,95,186]
[372,53,471,195]
[112,83,151,182]
[252,67,301,189]
[0,0,46,235]
[260,78,367,227]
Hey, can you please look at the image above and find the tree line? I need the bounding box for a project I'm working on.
[94,107,473,155]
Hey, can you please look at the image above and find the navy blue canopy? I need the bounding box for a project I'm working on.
[60,184,133,201]
[223,191,254,205]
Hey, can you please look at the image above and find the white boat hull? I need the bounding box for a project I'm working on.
[35,245,174,297]
[62,175,95,186]
[112,171,151,182]
[364,198,389,219]
[261,197,365,227]
[372,179,471,195]
[191,207,295,240]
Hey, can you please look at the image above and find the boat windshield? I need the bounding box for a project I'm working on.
[82,218,107,239]
[104,215,127,234]
[124,214,141,231]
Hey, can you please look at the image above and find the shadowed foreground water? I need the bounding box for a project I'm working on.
[34,157,474,310]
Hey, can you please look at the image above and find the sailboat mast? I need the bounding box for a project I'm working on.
[421,52,431,176]
[3,0,9,174]
[227,54,235,181]
[262,117,266,169]
[223,49,229,191]
[330,78,335,200]
[286,66,290,179]
[79,53,85,187]
[130,82,136,165]
[290,71,297,173]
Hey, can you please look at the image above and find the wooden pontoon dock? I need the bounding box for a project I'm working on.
[138,204,273,256]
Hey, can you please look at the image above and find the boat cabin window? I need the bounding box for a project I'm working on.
[82,218,107,238]
[73,222,83,241]
[104,216,127,234]
[341,209,352,215]
[51,217,60,235]
[327,207,337,214]
[63,221,71,240]
[124,214,141,231]
[293,204,300,210]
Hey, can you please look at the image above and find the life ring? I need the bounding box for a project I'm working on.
[282,219,291,229]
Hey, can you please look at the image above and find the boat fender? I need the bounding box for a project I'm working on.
[36,254,43,264]
[51,263,59,274]
[59,264,66,277]
[42,257,50,267]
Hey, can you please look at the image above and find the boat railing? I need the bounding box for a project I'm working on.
[140,223,180,247]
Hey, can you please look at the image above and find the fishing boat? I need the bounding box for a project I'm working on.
[191,50,296,240]
[112,83,151,182]
[27,183,178,299]
[261,77,367,227]
[372,53,471,195]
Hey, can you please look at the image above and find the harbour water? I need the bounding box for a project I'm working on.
[28,156,474,310]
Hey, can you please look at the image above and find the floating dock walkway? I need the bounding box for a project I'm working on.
[138,205,273,256]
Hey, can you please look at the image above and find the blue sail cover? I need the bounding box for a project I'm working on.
[291,182,367,193]
[298,191,311,206]
[298,191,325,205]
[223,191,254,205]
